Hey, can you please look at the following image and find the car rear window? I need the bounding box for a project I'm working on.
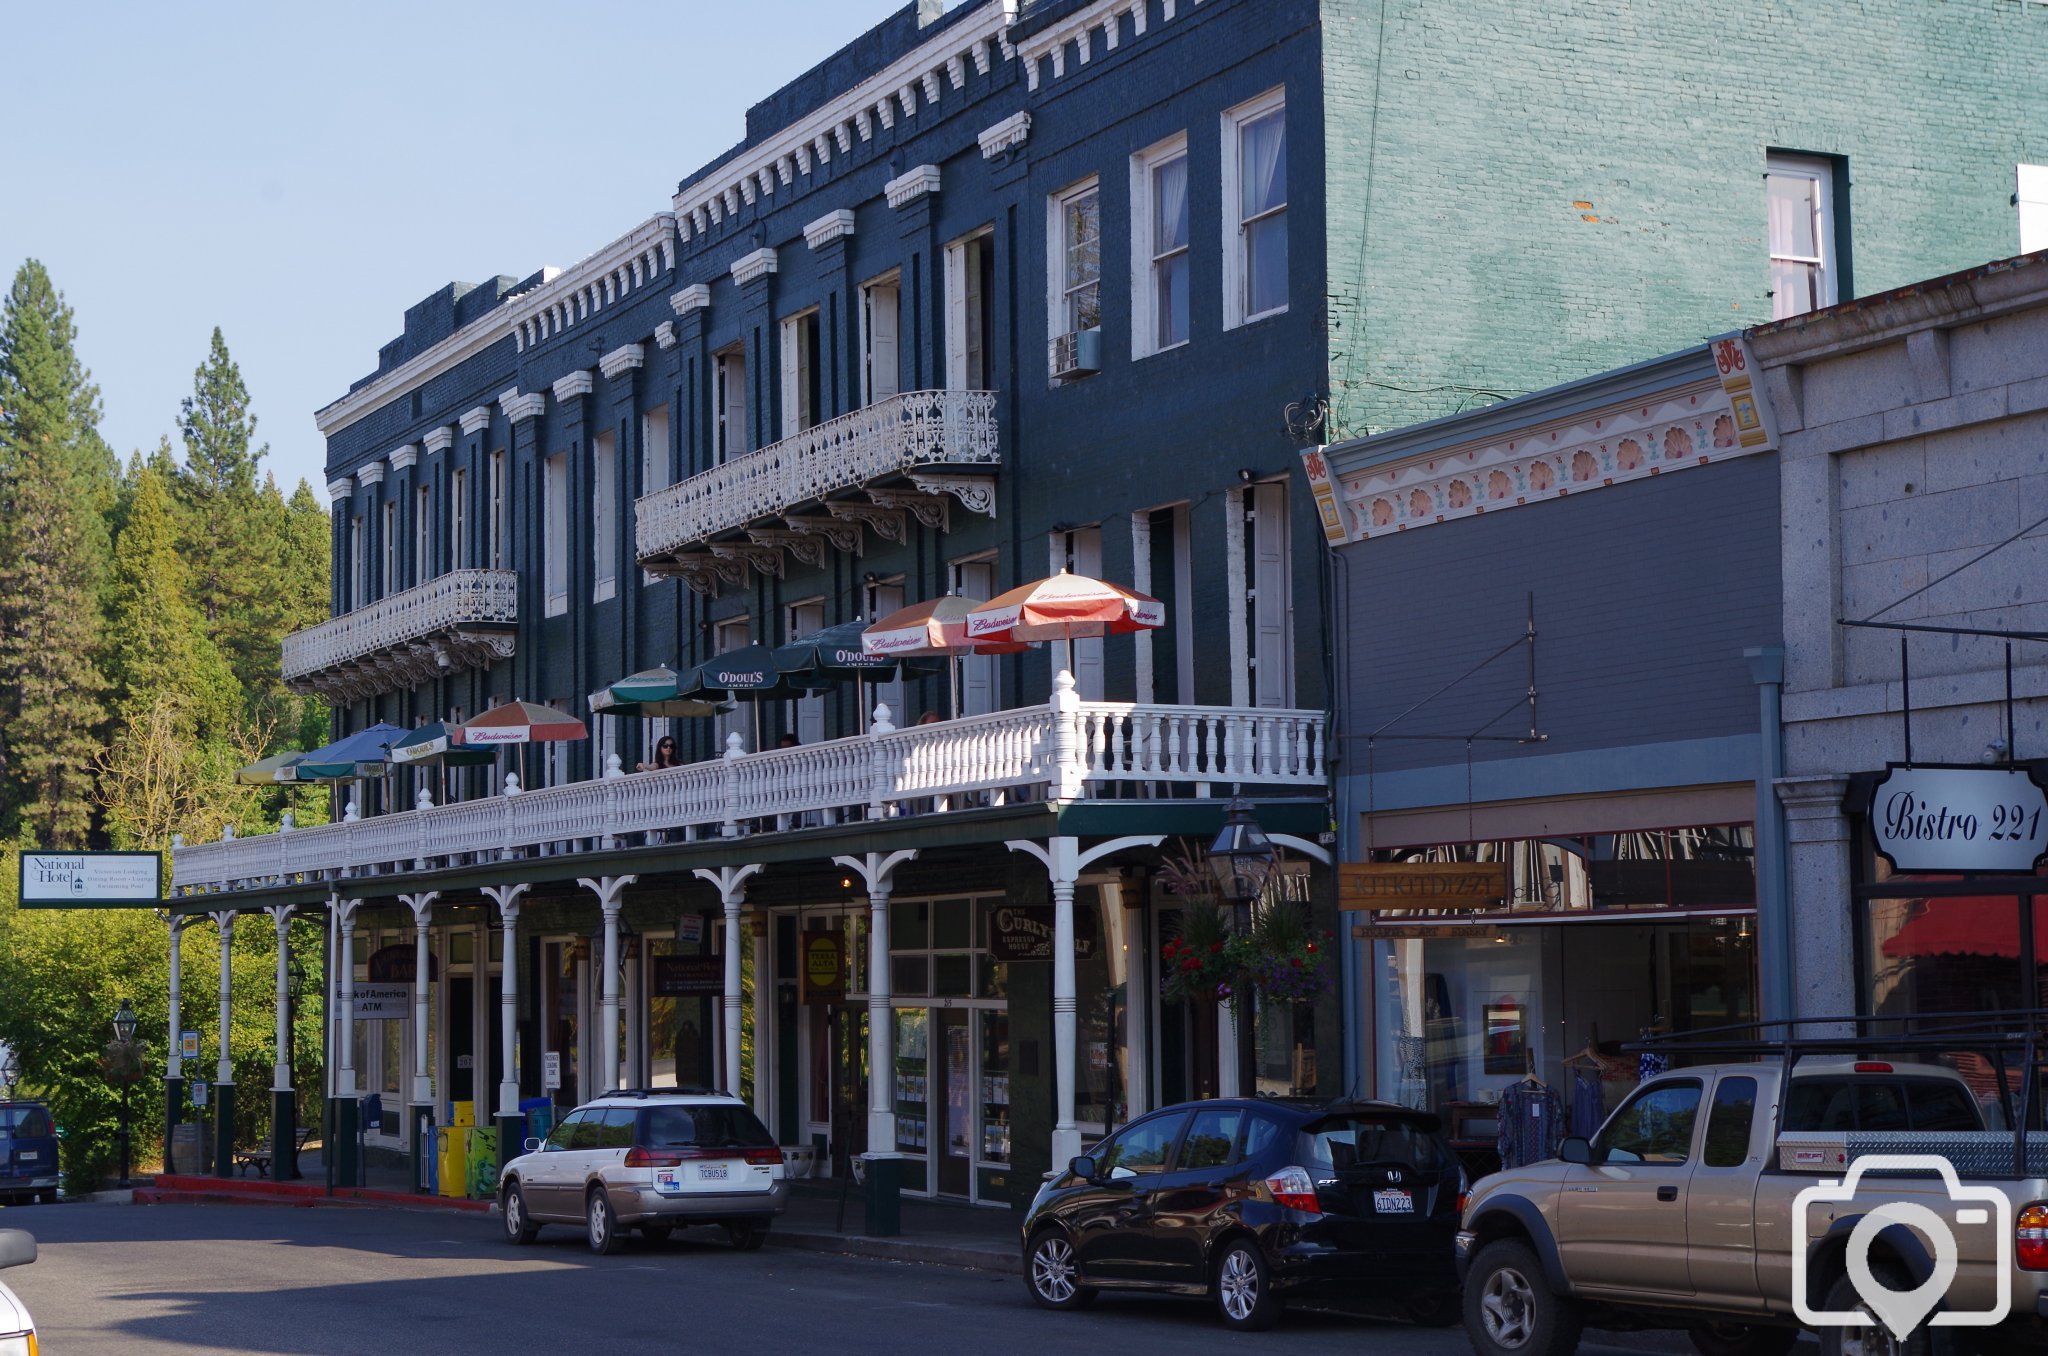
[639,1104,776,1149]
[1784,1079,1985,1132]
[0,1107,53,1139]
[1301,1115,1449,1173]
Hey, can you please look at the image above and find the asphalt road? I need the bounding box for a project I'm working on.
[1,1201,1714,1356]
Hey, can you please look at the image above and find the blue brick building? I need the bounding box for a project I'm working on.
[167,0,2046,1206]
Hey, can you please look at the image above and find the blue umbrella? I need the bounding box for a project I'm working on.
[293,722,408,780]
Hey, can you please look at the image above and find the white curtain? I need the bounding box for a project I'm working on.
[1241,110,1286,220]
[1154,156,1188,255]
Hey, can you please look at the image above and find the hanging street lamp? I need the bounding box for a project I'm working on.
[111,998,140,1188]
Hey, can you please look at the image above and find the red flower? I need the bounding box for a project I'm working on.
[1290,957,1303,968]
[1181,957,1200,973]
[1306,943,1317,954]
[1210,942,1224,955]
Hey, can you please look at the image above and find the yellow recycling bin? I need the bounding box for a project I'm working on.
[449,1100,476,1128]
[436,1125,468,1199]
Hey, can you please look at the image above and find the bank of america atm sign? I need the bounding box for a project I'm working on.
[18,850,162,907]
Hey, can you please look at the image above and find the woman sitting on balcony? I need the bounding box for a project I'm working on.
[636,736,681,772]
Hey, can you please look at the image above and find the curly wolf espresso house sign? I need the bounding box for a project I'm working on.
[1866,764,2048,875]
[18,850,162,907]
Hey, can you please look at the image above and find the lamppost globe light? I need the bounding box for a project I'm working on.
[1207,796,1276,906]
[112,997,139,1045]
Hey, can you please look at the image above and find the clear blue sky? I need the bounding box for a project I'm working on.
[0,1,906,496]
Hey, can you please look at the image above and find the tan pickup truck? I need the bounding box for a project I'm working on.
[1456,1059,2048,1356]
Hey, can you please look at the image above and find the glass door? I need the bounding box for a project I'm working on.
[935,1010,973,1196]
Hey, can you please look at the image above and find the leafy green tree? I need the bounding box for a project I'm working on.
[0,260,112,846]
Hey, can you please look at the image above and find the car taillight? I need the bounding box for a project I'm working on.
[623,1146,684,1168]
[743,1148,783,1167]
[2019,1203,2048,1271]
[1264,1166,1322,1216]
[1853,1062,1894,1073]
[1456,1192,1469,1215]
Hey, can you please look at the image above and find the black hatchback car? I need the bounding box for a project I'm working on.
[1021,1097,1466,1331]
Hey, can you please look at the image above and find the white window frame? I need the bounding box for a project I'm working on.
[1766,153,1838,319]
[2022,164,2048,256]
[943,228,995,391]
[1131,133,1191,359]
[1221,86,1289,329]
[947,552,1001,717]
[713,616,751,751]
[861,575,907,725]
[1048,527,1103,700]
[1046,177,1103,349]
[543,452,568,616]
[860,272,902,406]
[779,307,822,438]
[714,345,748,463]
[785,597,827,745]
[450,467,468,572]
[414,483,432,584]
[349,513,365,611]
[488,450,507,570]
[640,405,669,585]
[381,499,398,596]
[592,429,617,603]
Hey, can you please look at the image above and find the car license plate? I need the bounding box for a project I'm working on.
[698,1165,729,1181]
[1373,1188,1414,1214]
[17,1152,37,1162]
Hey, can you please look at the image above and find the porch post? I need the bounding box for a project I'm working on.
[164,917,186,1174]
[482,884,530,1154]
[400,890,440,1193]
[693,865,764,1100]
[1007,834,1165,1170]
[833,851,919,1155]
[332,895,362,1187]
[211,910,236,1178]
[266,904,299,1180]
[578,875,638,1094]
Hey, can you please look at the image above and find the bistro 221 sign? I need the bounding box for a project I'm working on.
[1868,764,2048,875]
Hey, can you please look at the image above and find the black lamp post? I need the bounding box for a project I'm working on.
[1207,798,1276,1096]
[112,998,139,1189]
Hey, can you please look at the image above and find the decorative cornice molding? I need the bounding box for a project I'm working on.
[669,1,1015,245]
[506,214,677,354]
[502,390,547,424]
[326,477,354,504]
[804,209,857,250]
[977,111,1031,159]
[654,321,678,351]
[599,343,646,379]
[1018,0,1179,93]
[459,406,493,436]
[422,426,455,454]
[670,284,711,317]
[884,164,942,208]
[552,371,595,402]
[731,247,779,286]
[388,443,419,471]
[356,461,387,487]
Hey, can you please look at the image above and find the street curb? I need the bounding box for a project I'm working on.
[767,1228,1018,1275]
[134,1176,492,1213]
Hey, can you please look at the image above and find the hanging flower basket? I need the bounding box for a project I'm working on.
[1156,838,1332,1007]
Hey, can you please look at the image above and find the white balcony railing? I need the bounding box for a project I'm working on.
[280,569,518,701]
[635,388,998,563]
[169,692,1326,895]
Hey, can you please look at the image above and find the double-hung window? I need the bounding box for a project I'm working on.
[414,484,431,584]
[543,452,568,616]
[861,275,901,405]
[1223,88,1288,327]
[449,468,468,571]
[1133,135,1190,356]
[780,309,822,437]
[714,346,748,463]
[1052,179,1102,339]
[1766,154,1838,320]
[591,429,617,603]
[487,450,506,569]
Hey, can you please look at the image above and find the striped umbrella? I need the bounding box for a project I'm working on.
[235,751,306,785]
[862,596,1031,717]
[461,701,588,747]
[588,666,729,719]
[964,572,1164,643]
[386,722,496,768]
[292,723,409,780]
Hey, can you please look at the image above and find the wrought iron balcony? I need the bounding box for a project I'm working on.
[635,389,998,592]
[281,569,518,703]
[169,693,1327,894]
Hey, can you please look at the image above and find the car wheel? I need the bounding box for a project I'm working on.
[1024,1228,1097,1311]
[585,1188,626,1256]
[1213,1238,1281,1332]
[1818,1269,1931,1356]
[501,1183,540,1245]
[1690,1322,1799,1356]
[726,1220,767,1252]
[1407,1290,1465,1327]
[1464,1239,1584,1356]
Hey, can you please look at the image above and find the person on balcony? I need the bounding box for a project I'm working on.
[636,736,681,772]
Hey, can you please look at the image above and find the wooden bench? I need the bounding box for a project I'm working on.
[235,1126,313,1178]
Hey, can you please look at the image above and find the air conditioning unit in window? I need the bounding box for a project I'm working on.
[1049,327,1101,381]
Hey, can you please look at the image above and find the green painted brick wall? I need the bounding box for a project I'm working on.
[1318,0,2048,440]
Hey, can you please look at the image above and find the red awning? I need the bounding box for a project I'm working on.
[1880,897,2024,960]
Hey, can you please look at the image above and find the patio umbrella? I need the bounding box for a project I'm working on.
[861,596,1031,717]
[587,666,730,719]
[291,722,409,780]
[234,751,306,785]
[385,722,496,768]
[460,700,589,747]
[775,619,940,730]
[681,644,828,749]
[964,571,1164,677]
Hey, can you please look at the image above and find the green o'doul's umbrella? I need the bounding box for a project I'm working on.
[588,666,730,719]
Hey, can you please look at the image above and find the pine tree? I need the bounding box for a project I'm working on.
[0,261,111,846]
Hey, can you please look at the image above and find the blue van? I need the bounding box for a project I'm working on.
[0,1102,59,1205]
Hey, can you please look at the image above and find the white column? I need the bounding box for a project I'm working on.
[401,892,440,1105]
[834,851,919,1154]
[693,865,764,1101]
[1120,887,1151,1119]
[483,885,529,1121]
[166,919,184,1082]
[577,876,637,1097]
[1217,1004,1241,1097]
[623,950,643,1088]
[336,900,360,1097]
[213,911,236,1086]
[269,905,296,1093]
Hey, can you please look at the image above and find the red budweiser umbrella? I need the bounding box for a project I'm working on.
[460,700,588,746]
[964,571,1164,644]
[864,595,1030,719]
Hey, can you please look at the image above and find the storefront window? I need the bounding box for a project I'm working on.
[1860,876,2046,1022]
[1075,888,1132,1129]
[894,1009,929,1154]
[1375,825,1754,913]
